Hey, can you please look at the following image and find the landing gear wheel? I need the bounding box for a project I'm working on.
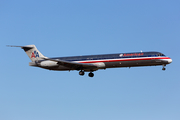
[162,68,166,71]
[79,71,85,76]
[162,65,166,71]
[88,72,94,77]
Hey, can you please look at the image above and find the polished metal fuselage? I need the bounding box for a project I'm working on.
[30,52,172,71]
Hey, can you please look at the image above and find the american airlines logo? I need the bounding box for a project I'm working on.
[31,51,39,58]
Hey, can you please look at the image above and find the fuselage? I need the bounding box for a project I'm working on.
[9,45,172,77]
[35,51,172,71]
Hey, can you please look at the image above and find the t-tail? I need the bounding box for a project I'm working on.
[7,45,46,62]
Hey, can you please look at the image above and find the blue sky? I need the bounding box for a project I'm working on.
[0,0,180,120]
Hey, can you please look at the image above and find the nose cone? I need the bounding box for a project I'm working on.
[168,58,172,63]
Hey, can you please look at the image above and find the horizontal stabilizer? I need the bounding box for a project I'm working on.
[7,45,34,51]
[7,44,45,62]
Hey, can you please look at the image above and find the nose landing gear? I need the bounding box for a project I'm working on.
[162,64,166,71]
[162,67,166,70]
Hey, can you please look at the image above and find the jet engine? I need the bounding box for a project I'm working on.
[40,61,58,67]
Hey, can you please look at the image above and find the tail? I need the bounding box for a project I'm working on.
[7,44,46,62]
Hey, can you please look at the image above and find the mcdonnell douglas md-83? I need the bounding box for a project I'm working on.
[8,45,172,77]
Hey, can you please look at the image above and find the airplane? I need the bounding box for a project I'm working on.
[8,44,172,77]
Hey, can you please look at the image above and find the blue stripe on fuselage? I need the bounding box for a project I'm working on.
[49,52,165,62]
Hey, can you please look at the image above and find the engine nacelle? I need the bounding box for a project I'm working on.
[93,62,106,69]
[40,61,58,67]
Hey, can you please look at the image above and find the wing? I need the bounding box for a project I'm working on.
[42,57,98,71]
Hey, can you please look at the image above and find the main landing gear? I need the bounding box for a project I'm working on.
[88,72,94,77]
[79,70,85,76]
[79,70,94,77]
[162,64,166,71]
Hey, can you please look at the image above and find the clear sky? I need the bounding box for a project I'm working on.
[0,0,180,120]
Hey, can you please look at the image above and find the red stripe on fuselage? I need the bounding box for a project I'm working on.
[78,57,171,63]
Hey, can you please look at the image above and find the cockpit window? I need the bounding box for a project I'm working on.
[157,53,165,56]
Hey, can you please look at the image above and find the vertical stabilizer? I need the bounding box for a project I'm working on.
[22,45,45,62]
[7,45,46,62]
